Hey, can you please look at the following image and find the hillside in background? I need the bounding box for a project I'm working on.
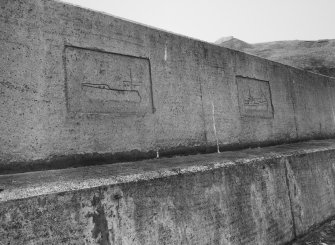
[215,37,335,78]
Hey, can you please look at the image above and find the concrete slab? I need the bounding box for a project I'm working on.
[1,0,335,171]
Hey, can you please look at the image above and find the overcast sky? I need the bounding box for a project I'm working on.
[61,0,335,44]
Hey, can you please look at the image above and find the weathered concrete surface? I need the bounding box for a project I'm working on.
[291,216,335,245]
[1,140,335,244]
[286,150,335,236]
[1,0,335,170]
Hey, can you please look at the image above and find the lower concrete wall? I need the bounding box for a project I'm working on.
[286,150,335,236]
[1,140,335,244]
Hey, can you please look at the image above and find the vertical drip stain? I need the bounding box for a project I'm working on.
[211,101,220,153]
[90,195,111,245]
[164,41,168,61]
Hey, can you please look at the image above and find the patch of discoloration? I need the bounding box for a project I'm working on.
[89,194,111,245]
[284,157,301,237]
[250,183,267,244]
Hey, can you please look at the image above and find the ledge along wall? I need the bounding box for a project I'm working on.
[2,140,335,244]
[1,0,335,171]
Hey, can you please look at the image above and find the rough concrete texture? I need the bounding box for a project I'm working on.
[1,140,335,244]
[291,216,335,245]
[286,150,335,236]
[1,0,335,170]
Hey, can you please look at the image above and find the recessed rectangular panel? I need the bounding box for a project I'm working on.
[236,76,273,118]
[65,46,153,115]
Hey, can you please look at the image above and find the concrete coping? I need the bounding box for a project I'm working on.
[1,139,335,203]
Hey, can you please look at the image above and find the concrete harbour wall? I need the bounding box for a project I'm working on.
[1,0,335,170]
[1,140,335,244]
[2,1,335,244]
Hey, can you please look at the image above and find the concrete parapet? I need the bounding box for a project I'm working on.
[1,0,335,170]
[1,140,335,244]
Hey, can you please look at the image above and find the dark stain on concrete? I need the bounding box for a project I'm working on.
[90,195,111,245]
[4,136,335,175]
[37,197,47,207]
[113,193,123,200]
[284,159,297,238]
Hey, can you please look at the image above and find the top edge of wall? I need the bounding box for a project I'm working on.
[52,0,335,80]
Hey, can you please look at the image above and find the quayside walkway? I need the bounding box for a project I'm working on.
[2,139,335,244]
